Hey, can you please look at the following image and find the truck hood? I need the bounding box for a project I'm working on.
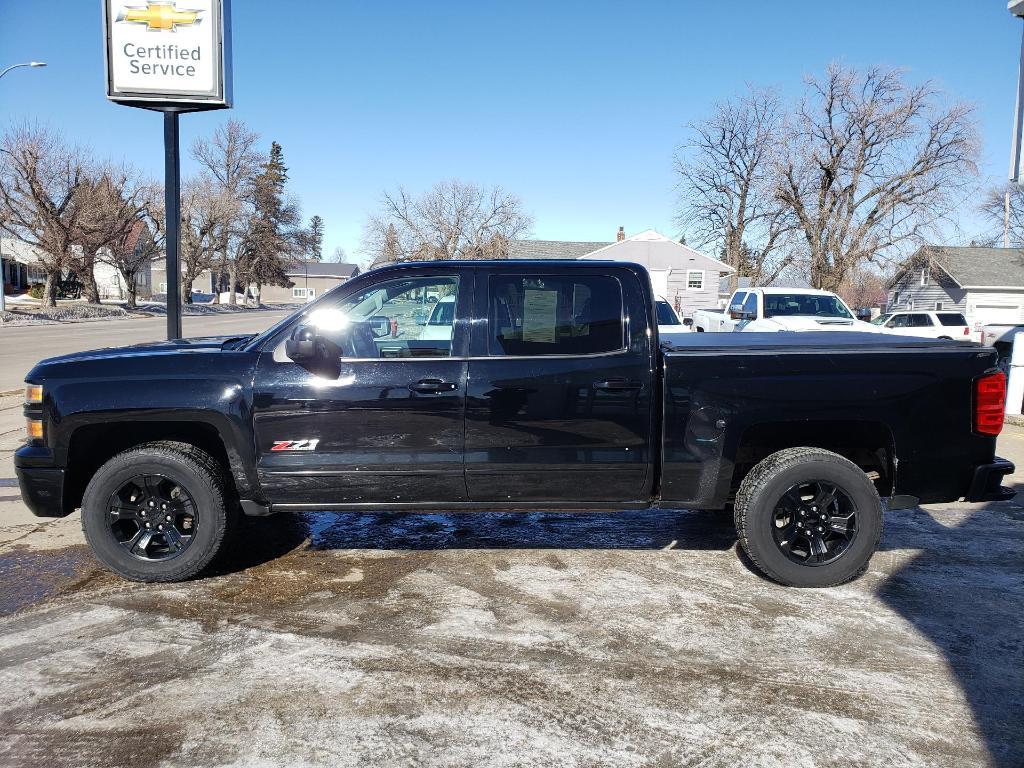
[744,316,884,333]
[31,336,249,368]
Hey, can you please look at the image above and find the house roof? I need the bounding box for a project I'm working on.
[582,230,734,273]
[507,240,612,260]
[510,230,733,276]
[892,246,1024,289]
[284,261,360,278]
[0,238,48,264]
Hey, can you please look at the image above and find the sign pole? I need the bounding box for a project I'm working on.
[103,0,232,341]
[163,109,183,340]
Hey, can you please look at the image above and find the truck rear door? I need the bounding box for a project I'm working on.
[464,265,656,504]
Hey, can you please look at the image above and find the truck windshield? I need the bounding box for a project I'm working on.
[763,294,853,319]
[871,313,891,326]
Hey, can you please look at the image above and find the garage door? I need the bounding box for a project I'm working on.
[972,304,1023,325]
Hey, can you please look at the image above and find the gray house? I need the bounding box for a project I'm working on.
[887,246,1024,326]
[509,229,733,319]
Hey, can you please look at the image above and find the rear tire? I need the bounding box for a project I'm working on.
[81,441,235,582]
[734,447,882,587]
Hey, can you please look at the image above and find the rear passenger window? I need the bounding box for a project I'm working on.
[488,275,624,356]
[910,314,933,327]
[937,313,968,326]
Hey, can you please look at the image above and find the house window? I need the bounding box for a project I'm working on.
[908,299,915,310]
[935,301,943,311]
[686,270,705,290]
[892,291,900,305]
[921,268,929,286]
[293,287,308,299]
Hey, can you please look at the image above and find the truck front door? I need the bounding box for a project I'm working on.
[252,269,471,506]
[464,267,656,504]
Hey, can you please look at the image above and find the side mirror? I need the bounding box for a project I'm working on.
[285,324,322,363]
[729,304,745,320]
[738,311,756,322]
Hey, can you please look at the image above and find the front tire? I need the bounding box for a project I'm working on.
[734,447,882,587]
[81,441,234,582]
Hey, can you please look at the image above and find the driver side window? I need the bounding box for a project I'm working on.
[308,275,459,359]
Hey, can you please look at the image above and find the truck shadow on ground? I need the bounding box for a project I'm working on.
[875,503,1024,768]
[211,507,738,575]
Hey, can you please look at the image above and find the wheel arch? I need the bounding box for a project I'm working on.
[63,414,256,512]
[729,419,896,500]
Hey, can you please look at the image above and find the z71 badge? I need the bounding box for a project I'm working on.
[270,439,320,452]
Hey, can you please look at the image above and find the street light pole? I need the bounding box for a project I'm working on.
[0,61,46,313]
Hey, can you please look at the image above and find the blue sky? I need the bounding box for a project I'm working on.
[2,1,1022,264]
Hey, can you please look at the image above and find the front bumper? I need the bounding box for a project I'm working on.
[965,458,1017,503]
[15,444,68,518]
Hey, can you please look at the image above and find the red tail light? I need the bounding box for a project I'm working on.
[963,327,970,336]
[974,372,1006,436]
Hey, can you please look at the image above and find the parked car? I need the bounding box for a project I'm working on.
[16,261,1014,589]
[418,294,456,341]
[655,297,688,338]
[871,311,972,340]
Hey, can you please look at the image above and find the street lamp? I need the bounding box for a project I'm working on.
[0,61,47,80]
[0,61,46,313]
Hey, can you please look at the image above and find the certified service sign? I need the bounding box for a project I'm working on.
[103,0,232,109]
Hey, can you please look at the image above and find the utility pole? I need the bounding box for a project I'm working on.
[0,61,46,314]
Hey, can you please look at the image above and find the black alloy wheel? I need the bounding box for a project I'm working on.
[107,474,198,561]
[770,480,857,566]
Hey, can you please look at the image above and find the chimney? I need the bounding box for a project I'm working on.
[616,226,625,242]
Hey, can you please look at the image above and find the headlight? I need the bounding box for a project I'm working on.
[25,384,43,404]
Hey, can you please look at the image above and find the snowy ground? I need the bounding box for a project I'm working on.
[0,390,1021,767]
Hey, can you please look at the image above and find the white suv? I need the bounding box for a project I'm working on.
[871,310,971,340]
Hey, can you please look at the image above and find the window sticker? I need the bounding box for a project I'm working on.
[521,288,558,343]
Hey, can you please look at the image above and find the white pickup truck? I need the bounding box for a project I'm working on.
[692,287,881,333]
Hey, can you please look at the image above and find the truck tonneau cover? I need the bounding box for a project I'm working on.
[662,331,984,354]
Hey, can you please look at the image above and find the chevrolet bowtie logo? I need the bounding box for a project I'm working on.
[117,2,203,32]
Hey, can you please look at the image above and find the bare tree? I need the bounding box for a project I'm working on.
[97,180,164,309]
[777,63,979,292]
[837,265,889,311]
[191,120,262,304]
[675,87,796,287]
[180,176,231,304]
[363,180,532,266]
[75,165,160,305]
[0,124,90,307]
[979,183,1024,248]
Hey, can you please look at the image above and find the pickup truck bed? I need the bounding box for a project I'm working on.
[659,332,1007,507]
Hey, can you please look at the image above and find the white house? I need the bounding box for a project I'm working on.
[1,236,152,301]
[509,228,733,318]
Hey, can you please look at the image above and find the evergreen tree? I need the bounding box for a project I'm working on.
[308,215,324,260]
[243,141,299,304]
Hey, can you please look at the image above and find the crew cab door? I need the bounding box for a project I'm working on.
[464,266,656,503]
[251,269,471,506]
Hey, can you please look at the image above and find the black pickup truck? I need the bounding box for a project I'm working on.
[15,260,1015,587]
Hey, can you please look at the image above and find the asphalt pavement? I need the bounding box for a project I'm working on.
[0,384,1021,767]
[0,311,291,391]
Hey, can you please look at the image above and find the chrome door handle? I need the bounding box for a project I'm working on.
[409,379,457,393]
